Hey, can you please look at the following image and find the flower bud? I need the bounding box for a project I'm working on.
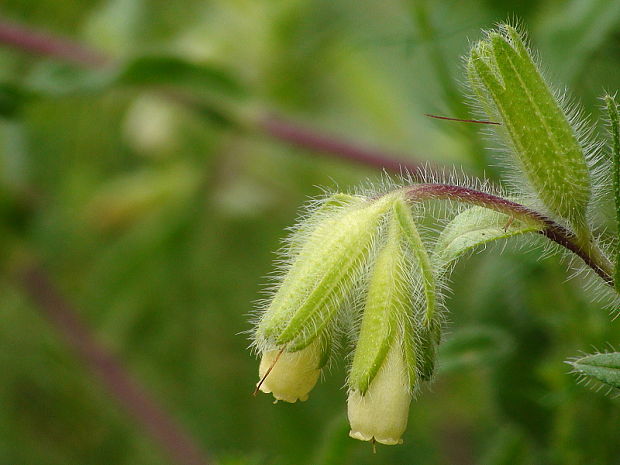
[348,343,412,445]
[257,338,323,403]
[467,25,591,230]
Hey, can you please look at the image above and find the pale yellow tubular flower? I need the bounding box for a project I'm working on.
[347,342,412,445]
[257,339,322,403]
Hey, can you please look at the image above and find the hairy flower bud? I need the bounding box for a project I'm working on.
[467,25,591,232]
[254,193,400,402]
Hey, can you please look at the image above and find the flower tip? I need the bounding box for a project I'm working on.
[347,388,410,446]
[348,429,403,446]
[256,382,309,403]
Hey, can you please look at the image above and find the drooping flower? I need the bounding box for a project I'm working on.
[254,193,399,402]
[252,191,440,444]
[346,198,439,445]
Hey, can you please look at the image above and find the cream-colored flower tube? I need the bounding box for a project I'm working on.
[347,343,412,445]
[257,340,322,403]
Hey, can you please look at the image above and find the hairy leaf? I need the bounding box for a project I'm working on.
[432,206,542,272]
[569,352,620,392]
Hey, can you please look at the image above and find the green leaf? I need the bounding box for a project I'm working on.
[25,55,243,97]
[25,62,111,96]
[13,55,243,128]
[438,326,514,374]
[569,352,620,392]
[432,205,542,272]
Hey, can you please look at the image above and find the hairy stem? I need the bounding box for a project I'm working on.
[19,263,212,465]
[404,183,614,285]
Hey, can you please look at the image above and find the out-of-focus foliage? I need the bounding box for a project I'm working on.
[0,1,619,464]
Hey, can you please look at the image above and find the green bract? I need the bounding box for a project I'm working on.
[604,94,620,292]
[467,25,591,233]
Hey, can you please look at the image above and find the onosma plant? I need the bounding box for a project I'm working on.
[251,24,620,445]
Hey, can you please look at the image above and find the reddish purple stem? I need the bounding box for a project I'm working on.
[20,265,211,465]
[0,19,108,67]
[259,115,426,174]
[406,184,613,285]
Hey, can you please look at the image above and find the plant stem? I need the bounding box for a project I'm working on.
[0,16,427,175]
[257,114,425,174]
[18,263,212,465]
[0,18,108,67]
[404,183,614,285]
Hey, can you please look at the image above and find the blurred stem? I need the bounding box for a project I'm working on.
[0,18,108,67]
[408,1,465,117]
[404,183,614,285]
[407,1,490,174]
[0,16,429,175]
[18,262,212,465]
[255,113,426,174]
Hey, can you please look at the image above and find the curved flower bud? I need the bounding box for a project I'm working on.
[257,338,323,403]
[467,25,591,233]
[254,193,400,402]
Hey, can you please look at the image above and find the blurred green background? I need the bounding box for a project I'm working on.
[1,0,620,464]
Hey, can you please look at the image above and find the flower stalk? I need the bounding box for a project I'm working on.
[404,183,614,285]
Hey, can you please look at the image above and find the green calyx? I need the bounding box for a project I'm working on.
[467,25,591,232]
[348,198,435,394]
[256,193,397,352]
